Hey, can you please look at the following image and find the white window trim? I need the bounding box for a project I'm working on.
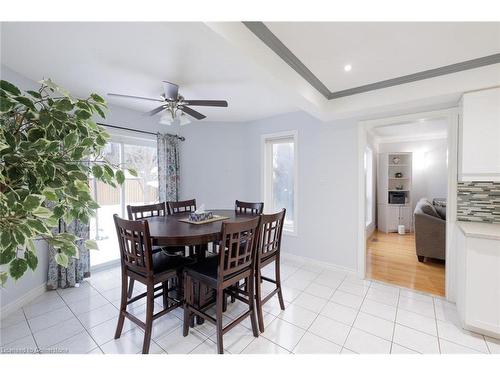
[261,130,298,236]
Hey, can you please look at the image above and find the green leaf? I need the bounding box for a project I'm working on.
[91,165,103,178]
[54,253,69,268]
[0,97,14,112]
[26,219,51,235]
[85,239,99,250]
[0,249,16,265]
[13,230,26,247]
[32,206,53,218]
[14,96,36,111]
[22,194,46,211]
[26,90,42,99]
[55,98,74,111]
[61,242,78,258]
[10,258,28,280]
[64,132,78,149]
[25,251,38,271]
[0,80,21,95]
[1,231,11,248]
[74,180,89,192]
[103,165,114,179]
[115,170,125,184]
[75,109,91,120]
[128,168,138,177]
[0,272,7,287]
[42,188,58,201]
[90,93,106,104]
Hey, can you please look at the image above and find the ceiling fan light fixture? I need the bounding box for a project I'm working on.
[159,112,174,126]
[179,114,191,126]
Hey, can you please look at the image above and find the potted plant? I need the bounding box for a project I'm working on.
[0,79,134,284]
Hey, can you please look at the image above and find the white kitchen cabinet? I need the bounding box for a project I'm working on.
[456,222,500,339]
[459,87,500,181]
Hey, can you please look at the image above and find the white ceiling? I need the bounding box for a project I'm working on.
[266,22,500,92]
[371,118,448,142]
[2,22,500,123]
[0,22,297,122]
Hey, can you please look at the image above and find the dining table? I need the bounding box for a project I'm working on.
[146,209,258,250]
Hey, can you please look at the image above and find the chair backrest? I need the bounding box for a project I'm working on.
[167,199,197,215]
[256,209,286,264]
[235,200,264,215]
[127,202,167,220]
[218,216,261,280]
[113,214,153,276]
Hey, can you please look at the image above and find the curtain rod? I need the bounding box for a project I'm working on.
[96,122,186,141]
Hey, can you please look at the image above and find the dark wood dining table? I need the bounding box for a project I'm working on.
[145,209,258,248]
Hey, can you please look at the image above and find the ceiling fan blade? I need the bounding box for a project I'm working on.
[107,93,163,102]
[147,105,167,116]
[162,81,179,100]
[178,105,206,120]
[182,100,228,107]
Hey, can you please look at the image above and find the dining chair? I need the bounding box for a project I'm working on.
[113,214,191,354]
[235,200,264,215]
[254,209,286,332]
[127,202,167,220]
[167,199,197,215]
[126,202,186,298]
[182,217,261,354]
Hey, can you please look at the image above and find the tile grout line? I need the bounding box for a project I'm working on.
[389,287,401,353]
[339,276,371,353]
[432,297,442,354]
[51,283,103,353]
[288,270,348,353]
[22,307,41,354]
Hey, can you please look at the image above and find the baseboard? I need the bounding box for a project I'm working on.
[1,283,47,318]
[281,252,357,274]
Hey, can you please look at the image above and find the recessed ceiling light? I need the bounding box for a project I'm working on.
[344,64,352,72]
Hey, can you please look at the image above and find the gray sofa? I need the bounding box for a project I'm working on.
[414,198,446,262]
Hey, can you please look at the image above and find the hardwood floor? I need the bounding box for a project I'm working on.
[366,230,445,296]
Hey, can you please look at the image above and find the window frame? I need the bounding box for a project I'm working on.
[261,130,298,236]
[90,128,158,269]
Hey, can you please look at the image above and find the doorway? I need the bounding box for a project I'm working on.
[357,109,459,300]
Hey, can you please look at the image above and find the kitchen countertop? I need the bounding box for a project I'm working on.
[457,221,500,241]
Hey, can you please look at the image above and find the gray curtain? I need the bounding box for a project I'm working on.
[47,219,90,289]
[157,133,180,202]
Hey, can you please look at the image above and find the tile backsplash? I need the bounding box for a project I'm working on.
[457,181,500,223]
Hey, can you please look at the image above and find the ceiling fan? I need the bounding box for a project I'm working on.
[108,81,228,125]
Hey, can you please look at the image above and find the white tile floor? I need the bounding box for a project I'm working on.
[1,258,498,354]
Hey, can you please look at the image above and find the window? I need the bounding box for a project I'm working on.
[263,132,298,235]
[89,134,158,268]
[365,146,373,227]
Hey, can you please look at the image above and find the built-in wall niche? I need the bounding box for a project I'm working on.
[378,152,413,233]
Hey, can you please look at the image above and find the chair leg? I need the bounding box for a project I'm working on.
[222,291,228,312]
[255,269,265,333]
[142,283,154,354]
[127,278,135,298]
[247,274,259,338]
[230,282,236,303]
[183,273,191,337]
[162,281,168,308]
[114,272,128,339]
[275,259,285,310]
[215,288,224,354]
